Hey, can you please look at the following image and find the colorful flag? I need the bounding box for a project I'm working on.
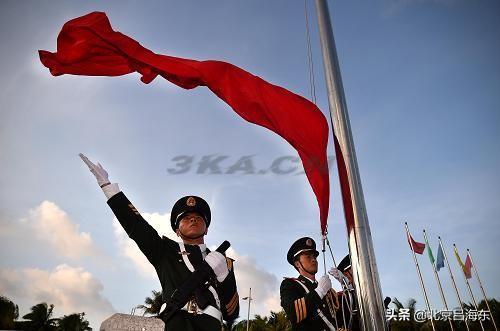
[424,234,435,265]
[38,12,331,234]
[435,243,445,271]
[454,250,472,279]
[464,254,472,279]
[407,233,425,254]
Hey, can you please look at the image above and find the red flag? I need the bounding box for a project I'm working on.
[407,233,425,254]
[39,12,331,233]
[464,254,472,279]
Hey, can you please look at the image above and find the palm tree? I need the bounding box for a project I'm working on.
[0,296,19,329]
[266,310,291,330]
[56,312,92,331]
[390,297,420,331]
[22,302,58,331]
[136,290,163,316]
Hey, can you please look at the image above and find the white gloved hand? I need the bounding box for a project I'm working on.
[315,274,332,299]
[205,251,229,282]
[328,267,348,284]
[79,153,110,187]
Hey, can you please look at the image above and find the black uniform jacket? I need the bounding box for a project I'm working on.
[280,275,338,331]
[108,192,239,330]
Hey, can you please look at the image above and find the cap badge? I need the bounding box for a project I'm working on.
[306,238,313,247]
[186,197,196,207]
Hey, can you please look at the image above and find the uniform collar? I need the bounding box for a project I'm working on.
[298,274,318,287]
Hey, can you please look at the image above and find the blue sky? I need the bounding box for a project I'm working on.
[1,0,499,328]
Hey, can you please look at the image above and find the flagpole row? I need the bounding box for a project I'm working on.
[439,237,470,331]
[453,244,485,331]
[405,223,436,331]
[423,230,454,331]
[467,249,498,331]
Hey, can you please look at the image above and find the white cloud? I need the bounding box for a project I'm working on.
[227,248,281,318]
[0,264,115,330]
[112,212,281,317]
[21,201,98,260]
[112,211,178,278]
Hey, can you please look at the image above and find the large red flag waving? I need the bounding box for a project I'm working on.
[39,12,330,233]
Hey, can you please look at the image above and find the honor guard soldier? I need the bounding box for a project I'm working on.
[280,237,340,331]
[330,255,359,331]
[80,154,239,331]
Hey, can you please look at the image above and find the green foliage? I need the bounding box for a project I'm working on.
[56,312,92,331]
[22,302,58,331]
[0,296,19,329]
[231,310,291,331]
[136,289,164,316]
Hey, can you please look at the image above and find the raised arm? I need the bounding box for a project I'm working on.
[80,153,162,265]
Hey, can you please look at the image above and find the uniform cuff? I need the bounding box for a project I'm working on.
[102,183,120,200]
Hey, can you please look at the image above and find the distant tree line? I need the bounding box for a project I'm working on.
[0,295,91,331]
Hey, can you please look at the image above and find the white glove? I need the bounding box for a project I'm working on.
[328,267,349,284]
[205,251,229,282]
[315,274,332,299]
[79,153,110,187]
[80,153,120,199]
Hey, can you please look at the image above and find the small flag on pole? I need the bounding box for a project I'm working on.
[407,233,425,254]
[464,254,472,279]
[424,234,435,264]
[435,243,445,271]
[454,249,472,279]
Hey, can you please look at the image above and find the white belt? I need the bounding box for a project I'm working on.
[181,303,222,321]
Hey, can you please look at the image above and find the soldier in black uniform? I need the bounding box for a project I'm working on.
[333,255,391,331]
[80,154,239,331]
[280,237,341,331]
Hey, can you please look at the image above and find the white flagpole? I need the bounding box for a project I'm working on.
[453,244,485,331]
[438,237,470,331]
[467,249,498,331]
[315,1,386,329]
[423,230,454,330]
[405,223,436,331]
[242,287,252,331]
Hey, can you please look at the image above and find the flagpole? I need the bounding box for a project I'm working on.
[315,1,386,329]
[439,237,470,331]
[405,223,436,331]
[467,249,498,331]
[242,287,252,331]
[423,230,454,331]
[453,244,485,331]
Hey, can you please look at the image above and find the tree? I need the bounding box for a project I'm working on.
[0,296,19,329]
[266,310,291,330]
[389,297,420,331]
[56,312,92,331]
[136,290,163,316]
[231,311,291,331]
[22,302,58,331]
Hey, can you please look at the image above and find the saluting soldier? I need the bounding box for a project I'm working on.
[280,237,340,331]
[80,154,239,331]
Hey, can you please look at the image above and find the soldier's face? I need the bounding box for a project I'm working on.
[296,251,318,275]
[177,212,207,239]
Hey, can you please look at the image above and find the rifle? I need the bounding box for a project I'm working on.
[160,240,230,322]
